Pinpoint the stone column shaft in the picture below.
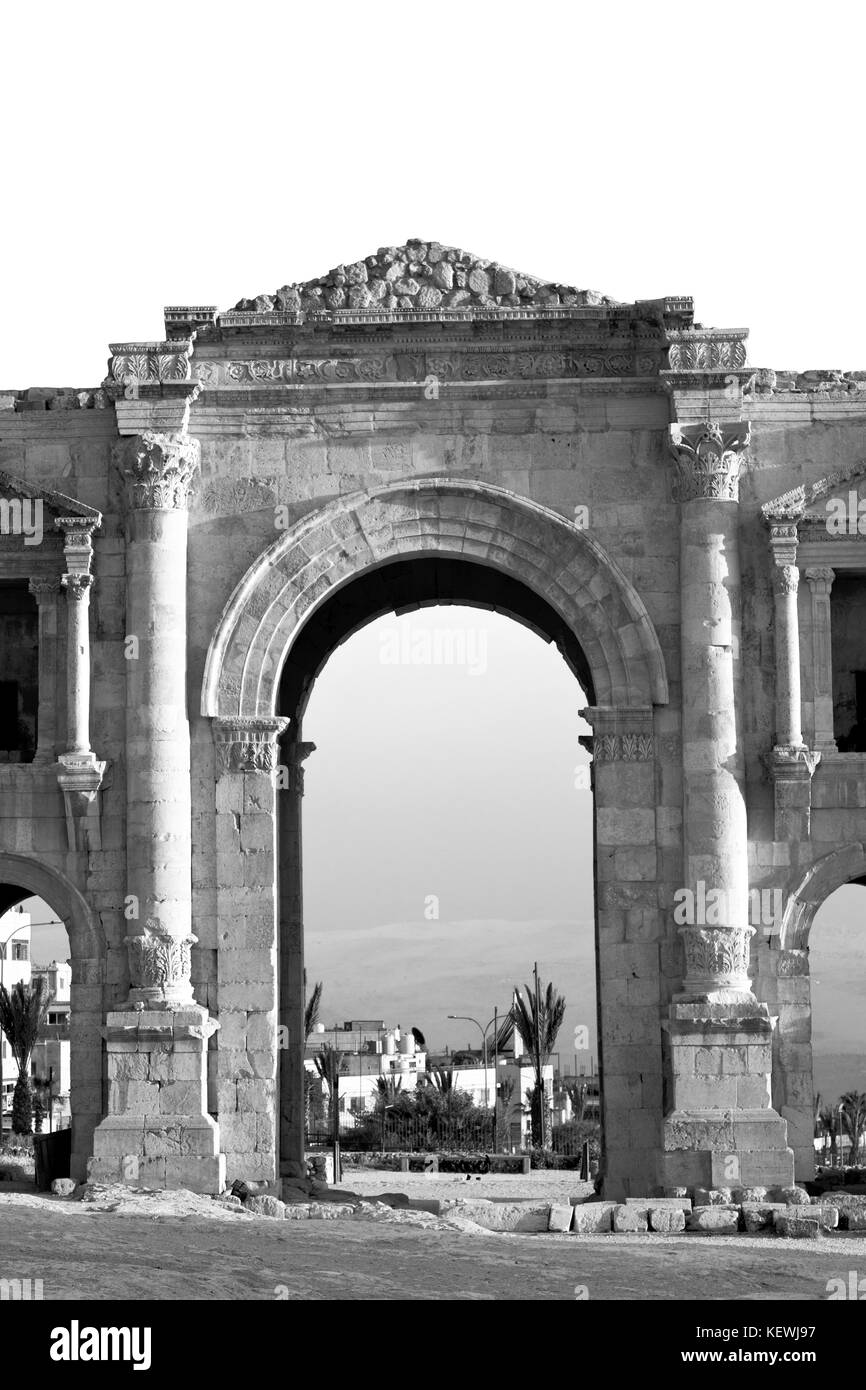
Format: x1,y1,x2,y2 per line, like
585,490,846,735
771,562,804,749
27,578,60,765
806,567,836,751
671,421,752,1001
116,432,200,1005
62,575,93,757
278,740,315,1185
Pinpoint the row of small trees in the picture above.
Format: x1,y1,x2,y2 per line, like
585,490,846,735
816,1091,866,1164
0,977,48,1137
306,975,569,1150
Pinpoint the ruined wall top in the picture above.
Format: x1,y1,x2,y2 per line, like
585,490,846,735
229,239,621,317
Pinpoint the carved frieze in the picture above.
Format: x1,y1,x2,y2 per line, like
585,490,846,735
593,733,655,762
669,421,751,503
114,432,201,510
192,348,661,390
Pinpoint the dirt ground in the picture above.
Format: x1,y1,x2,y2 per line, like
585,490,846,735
0,1184,863,1301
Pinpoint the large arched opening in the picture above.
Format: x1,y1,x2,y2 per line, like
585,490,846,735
0,854,105,1181
203,479,669,1195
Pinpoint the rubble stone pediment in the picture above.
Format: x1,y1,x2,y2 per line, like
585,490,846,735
228,239,622,318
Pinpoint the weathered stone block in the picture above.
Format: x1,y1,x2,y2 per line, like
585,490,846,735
547,1204,574,1233
774,1213,821,1239
686,1206,740,1234
649,1207,685,1233
571,1204,613,1234
613,1205,647,1233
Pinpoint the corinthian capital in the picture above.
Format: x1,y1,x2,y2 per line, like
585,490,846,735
114,431,200,510
669,420,751,503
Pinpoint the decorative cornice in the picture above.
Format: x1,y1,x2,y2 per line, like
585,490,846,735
213,716,289,775
762,465,866,525
665,329,748,372
107,340,193,386
114,432,201,510
669,420,751,502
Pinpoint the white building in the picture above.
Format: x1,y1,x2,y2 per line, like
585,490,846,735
305,1021,428,1122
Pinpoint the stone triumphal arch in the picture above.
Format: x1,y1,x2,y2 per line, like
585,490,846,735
2,240,866,1194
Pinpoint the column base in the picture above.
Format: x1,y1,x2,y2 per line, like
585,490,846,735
661,1002,794,1191
90,1007,224,1195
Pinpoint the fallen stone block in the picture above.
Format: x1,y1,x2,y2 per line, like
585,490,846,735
613,1205,647,1233
51,1178,77,1198
740,1203,786,1233
805,1204,839,1230
686,1206,739,1234
284,1205,311,1220
846,1212,866,1231
548,1204,574,1233
772,1186,811,1206
246,1194,286,1218
732,1187,769,1204
307,1202,356,1219
775,1212,821,1239
649,1207,685,1233
439,1201,550,1233
625,1197,691,1217
571,1205,613,1234
693,1188,732,1207
406,1198,442,1216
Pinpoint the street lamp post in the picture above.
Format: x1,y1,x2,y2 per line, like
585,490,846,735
447,1009,510,1114
0,918,31,1141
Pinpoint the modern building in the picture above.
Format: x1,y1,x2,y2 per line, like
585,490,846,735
305,1021,427,1120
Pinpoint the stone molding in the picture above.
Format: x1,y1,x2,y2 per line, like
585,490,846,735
669,420,751,502
213,716,289,775
114,432,201,510
593,733,654,762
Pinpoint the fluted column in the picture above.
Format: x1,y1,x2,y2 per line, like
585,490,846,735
27,578,60,765
768,523,805,751
115,431,200,1007
805,567,836,752
670,421,753,1002
55,516,101,766
278,738,315,1187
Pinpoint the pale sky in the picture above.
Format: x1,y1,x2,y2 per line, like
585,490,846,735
1,1,865,386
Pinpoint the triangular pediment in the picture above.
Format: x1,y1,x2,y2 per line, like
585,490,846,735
0,470,101,523
762,465,866,523
228,239,620,317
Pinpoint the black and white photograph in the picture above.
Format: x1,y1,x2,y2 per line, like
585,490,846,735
0,0,865,1350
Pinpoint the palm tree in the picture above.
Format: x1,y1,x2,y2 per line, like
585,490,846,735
426,1065,455,1094
373,1076,403,1106
304,980,323,1043
313,1044,342,1142
511,977,566,1148
302,981,323,1140
0,976,48,1135
840,1091,866,1165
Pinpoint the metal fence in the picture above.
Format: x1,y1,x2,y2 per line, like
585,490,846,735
307,1113,594,1155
